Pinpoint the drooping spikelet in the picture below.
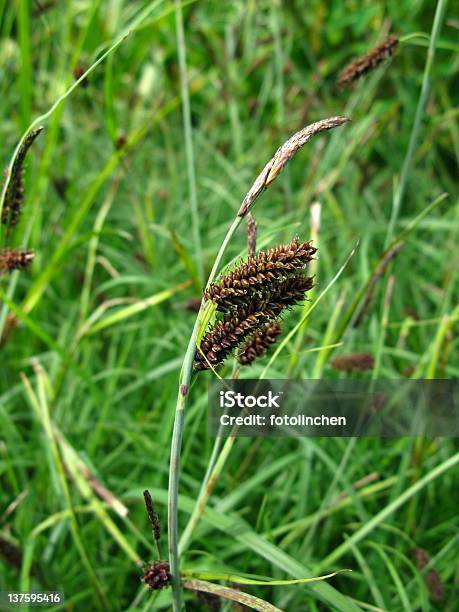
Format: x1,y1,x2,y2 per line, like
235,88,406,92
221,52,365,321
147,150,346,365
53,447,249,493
2,127,43,227
0,248,34,275
205,238,316,312
338,36,399,88
195,275,313,371
331,352,374,372
237,321,282,365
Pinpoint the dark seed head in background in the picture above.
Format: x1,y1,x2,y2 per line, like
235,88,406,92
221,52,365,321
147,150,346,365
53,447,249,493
1,127,43,228
0,249,35,275
331,352,375,372
338,35,399,88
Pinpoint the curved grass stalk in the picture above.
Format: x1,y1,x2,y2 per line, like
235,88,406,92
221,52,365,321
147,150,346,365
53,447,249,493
167,117,349,610
385,0,448,246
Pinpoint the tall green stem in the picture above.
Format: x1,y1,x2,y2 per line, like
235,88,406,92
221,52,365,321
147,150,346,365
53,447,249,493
385,0,447,245
168,217,241,610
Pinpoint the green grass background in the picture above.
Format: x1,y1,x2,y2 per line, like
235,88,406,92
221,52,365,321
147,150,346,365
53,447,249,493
0,0,458,610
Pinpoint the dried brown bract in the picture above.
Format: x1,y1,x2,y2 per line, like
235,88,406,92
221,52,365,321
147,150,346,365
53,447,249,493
205,238,316,312
237,321,282,365
237,116,349,217
2,127,43,227
142,560,170,590
338,36,399,88
0,249,35,275
331,352,374,372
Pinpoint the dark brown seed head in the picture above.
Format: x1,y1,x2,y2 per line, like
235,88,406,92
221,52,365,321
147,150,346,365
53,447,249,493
0,249,34,275
338,35,399,88
237,321,282,365
194,299,273,371
2,127,43,227
331,352,374,372
260,274,314,311
142,560,170,590
195,275,313,371
205,238,316,312
143,490,161,544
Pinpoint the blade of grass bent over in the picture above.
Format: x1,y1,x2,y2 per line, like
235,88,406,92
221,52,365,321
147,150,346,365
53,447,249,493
182,579,283,612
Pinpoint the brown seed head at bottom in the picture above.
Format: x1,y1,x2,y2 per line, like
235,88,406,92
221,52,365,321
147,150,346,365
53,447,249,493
142,560,170,590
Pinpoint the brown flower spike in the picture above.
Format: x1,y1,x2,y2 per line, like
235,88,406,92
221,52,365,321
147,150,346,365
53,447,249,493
143,490,161,544
205,238,316,312
338,36,399,88
237,321,282,365
2,127,43,227
0,249,34,275
195,274,313,371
